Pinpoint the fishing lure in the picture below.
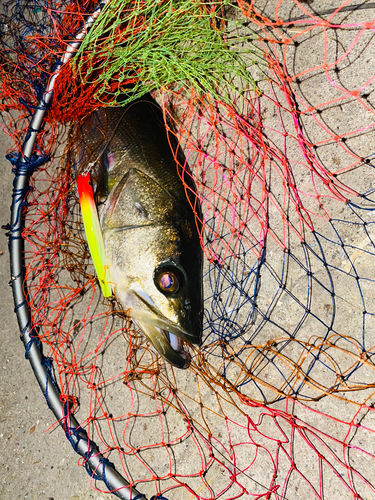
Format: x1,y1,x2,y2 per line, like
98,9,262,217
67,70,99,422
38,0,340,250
77,171,112,297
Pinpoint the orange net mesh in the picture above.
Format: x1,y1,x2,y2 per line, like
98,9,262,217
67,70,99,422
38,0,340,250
2,1,375,498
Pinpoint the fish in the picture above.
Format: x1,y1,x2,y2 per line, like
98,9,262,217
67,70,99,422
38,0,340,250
75,94,203,369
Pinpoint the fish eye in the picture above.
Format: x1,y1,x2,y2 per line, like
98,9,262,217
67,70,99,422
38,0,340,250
154,263,186,295
158,272,179,293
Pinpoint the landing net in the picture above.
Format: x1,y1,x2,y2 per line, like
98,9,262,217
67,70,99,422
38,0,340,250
1,1,375,499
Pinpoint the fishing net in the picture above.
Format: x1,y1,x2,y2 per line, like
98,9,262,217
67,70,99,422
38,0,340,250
2,0,375,498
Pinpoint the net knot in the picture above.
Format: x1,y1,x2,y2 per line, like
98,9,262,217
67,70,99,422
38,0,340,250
6,151,50,176
83,448,97,475
25,331,41,359
64,425,88,454
19,95,50,113
84,449,115,485
60,393,78,413
41,355,60,409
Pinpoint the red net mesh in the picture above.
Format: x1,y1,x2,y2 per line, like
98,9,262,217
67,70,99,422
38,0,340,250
2,1,375,499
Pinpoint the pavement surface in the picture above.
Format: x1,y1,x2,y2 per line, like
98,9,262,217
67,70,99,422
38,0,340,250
1,1,375,500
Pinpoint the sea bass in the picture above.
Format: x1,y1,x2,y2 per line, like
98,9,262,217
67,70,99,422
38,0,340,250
76,95,203,369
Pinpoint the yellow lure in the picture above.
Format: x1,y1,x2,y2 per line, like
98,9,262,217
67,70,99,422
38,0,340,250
77,172,113,297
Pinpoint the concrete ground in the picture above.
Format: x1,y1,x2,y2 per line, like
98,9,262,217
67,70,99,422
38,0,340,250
0,135,95,498
1,1,375,500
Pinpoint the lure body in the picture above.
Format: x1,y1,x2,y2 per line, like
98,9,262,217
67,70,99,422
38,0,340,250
77,172,112,297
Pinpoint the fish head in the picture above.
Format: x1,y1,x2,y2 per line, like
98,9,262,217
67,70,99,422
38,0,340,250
101,168,203,369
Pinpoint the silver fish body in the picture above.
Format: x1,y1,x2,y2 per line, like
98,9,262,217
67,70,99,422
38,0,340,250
77,95,203,368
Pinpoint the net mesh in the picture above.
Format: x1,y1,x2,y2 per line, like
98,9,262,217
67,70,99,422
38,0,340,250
2,0,375,499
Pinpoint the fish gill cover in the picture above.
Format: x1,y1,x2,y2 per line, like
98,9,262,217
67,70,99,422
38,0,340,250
1,0,375,499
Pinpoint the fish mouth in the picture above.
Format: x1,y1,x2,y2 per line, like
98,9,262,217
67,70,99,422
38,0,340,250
133,320,190,369
127,291,200,369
